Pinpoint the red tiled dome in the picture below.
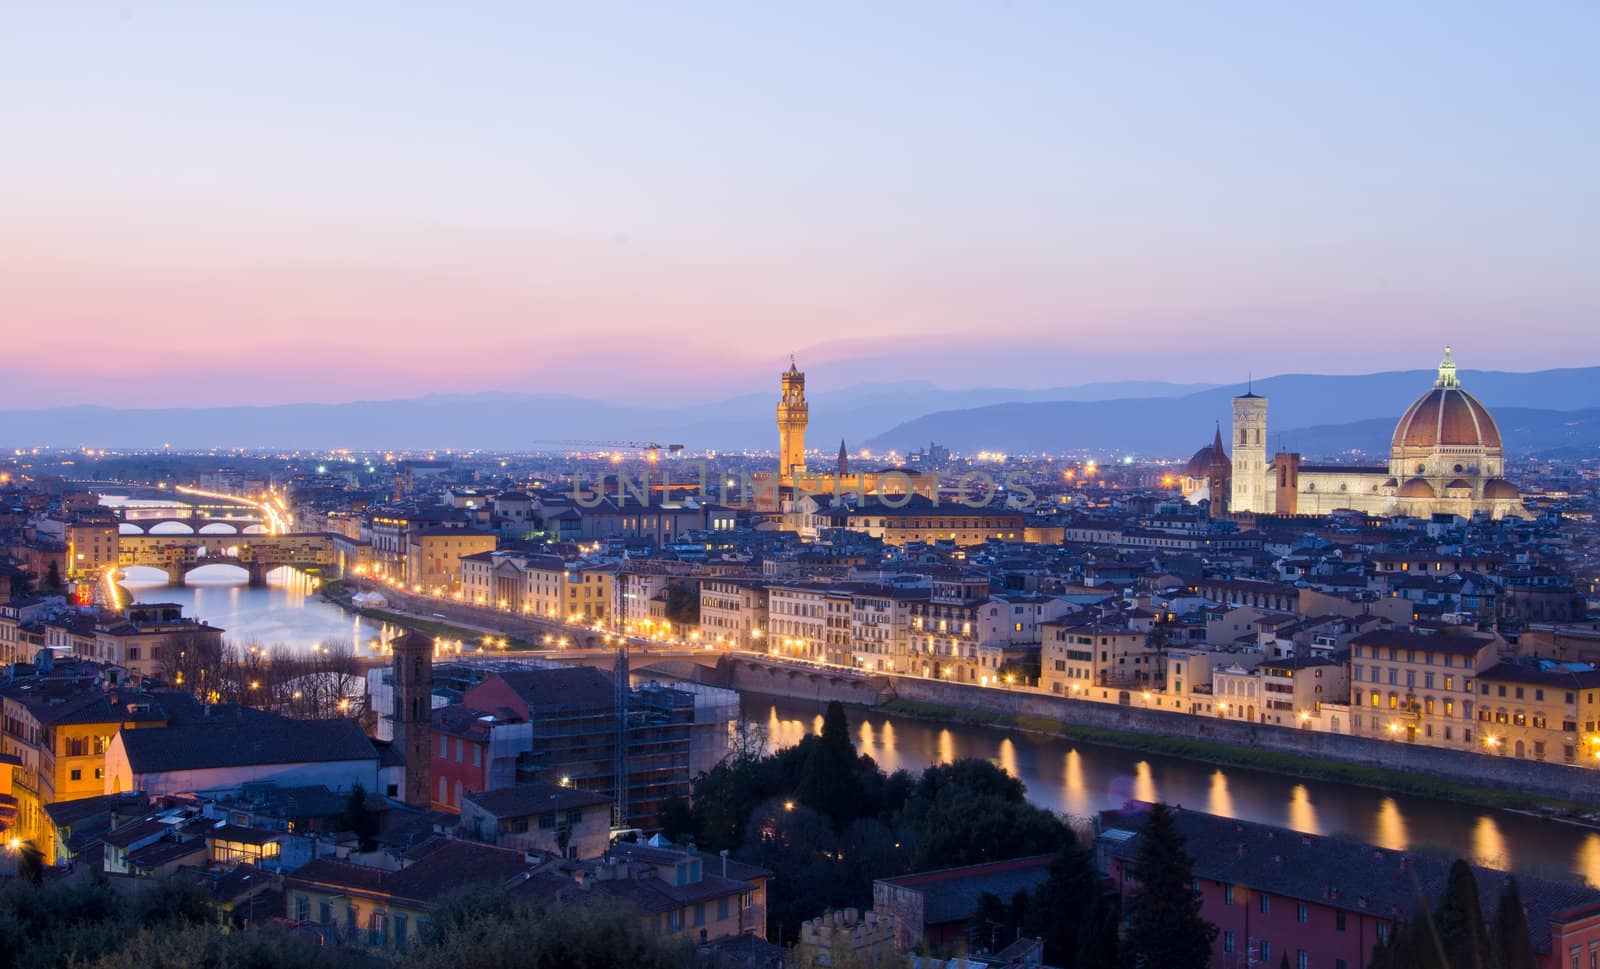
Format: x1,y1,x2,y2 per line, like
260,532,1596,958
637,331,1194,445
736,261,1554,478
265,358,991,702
1391,387,1502,451
1482,478,1520,500
1397,478,1436,499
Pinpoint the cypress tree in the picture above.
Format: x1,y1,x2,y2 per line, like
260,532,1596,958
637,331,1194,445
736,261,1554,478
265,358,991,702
1121,803,1217,969
1428,859,1491,969
1073,890,1120,969
1027,834,1097,967
1489,876,1537,969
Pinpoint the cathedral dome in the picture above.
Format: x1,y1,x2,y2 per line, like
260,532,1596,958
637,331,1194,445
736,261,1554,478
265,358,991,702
1390,347,1502,451
1184,428,1230,478
1482,478,1520,500
1398,477,1436,499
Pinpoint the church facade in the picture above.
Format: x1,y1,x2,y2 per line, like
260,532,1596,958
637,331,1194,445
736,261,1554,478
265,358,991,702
1190,349,1527,520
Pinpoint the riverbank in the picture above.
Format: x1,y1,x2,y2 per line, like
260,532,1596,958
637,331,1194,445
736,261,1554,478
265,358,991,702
876,697,1597,819
319,580,533,649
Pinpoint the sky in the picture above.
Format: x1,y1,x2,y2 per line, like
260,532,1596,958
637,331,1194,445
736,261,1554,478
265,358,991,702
2,2,1597,408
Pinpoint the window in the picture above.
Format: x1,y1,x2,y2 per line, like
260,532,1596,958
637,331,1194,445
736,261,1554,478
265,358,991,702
718,898,730,920
1299,951,1309,969
1223,931,1235,954
539,813,557,829
1224,885,1234,905
1336,910,1346,931
395,914,408,948
295,895,310,921
1260,894,1271,914
94,767,103,780
1261,941,1272,961
1298,902,1308,923
566,808,584,825
694,904,706,927
438,777,448,803
472,746,481,767
320,900,332,925
70,769,82,781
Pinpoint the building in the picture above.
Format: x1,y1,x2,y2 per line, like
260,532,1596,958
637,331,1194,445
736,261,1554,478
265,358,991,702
459,782,612,859
1099,807,1600,969
873,855,1054,948
80,606,225,680
1348,629,1498,748
1222,349,1528,520
287,838,533,949
453,668,695,830
104,718,380,796
405,528,498,595
1473,659,1600,766
777,357,809,486
546,841,772,943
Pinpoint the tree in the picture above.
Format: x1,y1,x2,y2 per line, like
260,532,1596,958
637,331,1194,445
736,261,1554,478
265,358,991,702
1121,803,1217,969
663,581,700,627
1074,890,1120,969
969,892,1009,953
794,701,866,830
43,562,63,594
1423,859,1491,969
340,784,379,853
1490,876,1537,969
1025,835,1098,967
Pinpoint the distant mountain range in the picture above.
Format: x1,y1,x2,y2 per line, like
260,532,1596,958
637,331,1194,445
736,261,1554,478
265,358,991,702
0,379,1215,453
3,367,1598,459
864,366,1600,458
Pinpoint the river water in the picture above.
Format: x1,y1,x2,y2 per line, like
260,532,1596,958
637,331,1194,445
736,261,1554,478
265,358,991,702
752,695,1600,887
120,565,395,658
134,574,1599,886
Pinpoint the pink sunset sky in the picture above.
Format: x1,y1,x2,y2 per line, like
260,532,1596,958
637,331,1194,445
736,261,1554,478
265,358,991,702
2,3,1597,408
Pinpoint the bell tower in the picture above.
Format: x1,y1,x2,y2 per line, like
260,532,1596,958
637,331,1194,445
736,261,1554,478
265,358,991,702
391,630,434,807
1230,389,1270,514
777,357,809,485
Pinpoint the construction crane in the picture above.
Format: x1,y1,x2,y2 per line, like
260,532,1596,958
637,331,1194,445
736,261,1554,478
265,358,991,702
530,439,685,457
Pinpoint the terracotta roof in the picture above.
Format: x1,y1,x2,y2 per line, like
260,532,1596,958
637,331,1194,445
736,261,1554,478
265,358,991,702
1391,387,1503,451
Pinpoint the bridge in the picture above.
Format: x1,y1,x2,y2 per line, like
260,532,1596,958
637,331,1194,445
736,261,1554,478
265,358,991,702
117,532,338,587
117,517,270,535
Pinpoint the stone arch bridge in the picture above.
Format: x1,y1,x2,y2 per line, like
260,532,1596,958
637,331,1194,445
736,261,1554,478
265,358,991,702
117,532,338,586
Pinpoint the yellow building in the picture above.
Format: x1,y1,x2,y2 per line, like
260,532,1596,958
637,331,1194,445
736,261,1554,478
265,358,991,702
0,690,168,863
404,529,498,594
1348,629,1497,749
286,840,535,949
1473,660,1600,766
66,521,120,578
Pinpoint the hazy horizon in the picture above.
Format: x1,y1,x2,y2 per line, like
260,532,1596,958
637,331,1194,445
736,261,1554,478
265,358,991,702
4,3,1597,408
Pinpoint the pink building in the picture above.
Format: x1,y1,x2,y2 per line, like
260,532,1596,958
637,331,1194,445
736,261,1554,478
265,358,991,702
1099,807,1600,969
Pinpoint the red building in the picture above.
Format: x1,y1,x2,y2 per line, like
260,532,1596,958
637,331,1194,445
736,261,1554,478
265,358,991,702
1099,807,1600,969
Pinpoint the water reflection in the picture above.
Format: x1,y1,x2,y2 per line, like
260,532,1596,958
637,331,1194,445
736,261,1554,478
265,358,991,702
752,698,1599,886
1287,784,1321,835
1133,761,1158,804
991,738,1015,779
1473,815,1509,871
1063,751,1090,818
121,567,391,656
1373,798,1410,851
1207,770,1235,818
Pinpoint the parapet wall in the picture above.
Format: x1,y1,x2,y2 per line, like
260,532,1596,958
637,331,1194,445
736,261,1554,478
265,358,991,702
890,676,1600,808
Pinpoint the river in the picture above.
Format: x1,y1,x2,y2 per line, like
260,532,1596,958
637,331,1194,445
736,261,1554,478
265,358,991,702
133,572,1600,887
120,565,395,658
751,695,1600,887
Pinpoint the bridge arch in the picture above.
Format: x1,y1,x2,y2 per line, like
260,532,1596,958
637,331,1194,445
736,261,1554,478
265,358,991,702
146,520,197,535
197,521,240,535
